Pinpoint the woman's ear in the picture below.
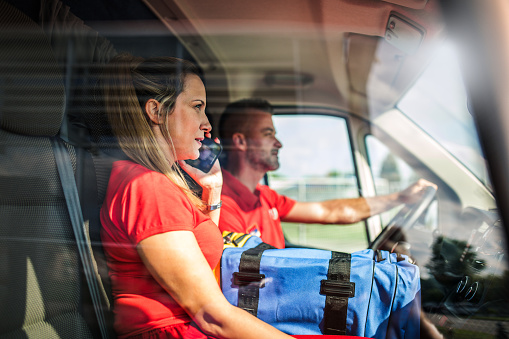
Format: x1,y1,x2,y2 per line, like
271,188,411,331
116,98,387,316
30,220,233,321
145,99,162,125
232,132,247,151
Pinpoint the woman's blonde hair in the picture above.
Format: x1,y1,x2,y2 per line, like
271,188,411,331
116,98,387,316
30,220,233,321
102,53,204,210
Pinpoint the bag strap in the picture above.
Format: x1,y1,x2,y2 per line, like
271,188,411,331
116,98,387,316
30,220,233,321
233,242,275,316
320,252,356,335
51,137,109,339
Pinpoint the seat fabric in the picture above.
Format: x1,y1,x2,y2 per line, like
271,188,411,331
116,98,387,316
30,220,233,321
0,0,94,337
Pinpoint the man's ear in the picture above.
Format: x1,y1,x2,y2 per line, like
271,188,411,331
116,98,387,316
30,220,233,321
144,99,162,125
232,132,248,151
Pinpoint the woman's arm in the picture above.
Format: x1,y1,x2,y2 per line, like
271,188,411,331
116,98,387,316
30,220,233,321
138,231,292,339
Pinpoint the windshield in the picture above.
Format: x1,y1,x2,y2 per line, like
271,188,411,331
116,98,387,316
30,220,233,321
397,42,491,190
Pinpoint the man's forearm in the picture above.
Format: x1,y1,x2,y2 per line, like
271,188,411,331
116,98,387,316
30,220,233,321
283,192,403,225
321,192,402,224
284,179,435,225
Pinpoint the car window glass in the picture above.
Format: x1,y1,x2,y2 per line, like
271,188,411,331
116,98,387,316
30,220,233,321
365,134,438,231
269,114,367,252
397,42,491,190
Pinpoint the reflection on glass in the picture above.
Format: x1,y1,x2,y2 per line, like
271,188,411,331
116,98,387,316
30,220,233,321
421,208,509,337
397,42,491,190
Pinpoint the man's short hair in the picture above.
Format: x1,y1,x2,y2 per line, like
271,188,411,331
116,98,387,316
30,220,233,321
218,98,274,157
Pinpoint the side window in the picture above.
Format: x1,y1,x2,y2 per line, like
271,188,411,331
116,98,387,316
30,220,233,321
269,114,368,252
365,135,438,231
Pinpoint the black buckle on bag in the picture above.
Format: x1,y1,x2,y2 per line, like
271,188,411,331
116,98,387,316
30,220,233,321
233,272,266,288
374,250,385,262
320,280,355,298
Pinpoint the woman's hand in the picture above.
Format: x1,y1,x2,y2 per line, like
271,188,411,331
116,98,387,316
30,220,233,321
179,137,223,192
179,158,223,192
179,136,223,223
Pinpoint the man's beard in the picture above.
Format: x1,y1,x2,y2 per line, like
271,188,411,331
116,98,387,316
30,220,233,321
246,148,280,172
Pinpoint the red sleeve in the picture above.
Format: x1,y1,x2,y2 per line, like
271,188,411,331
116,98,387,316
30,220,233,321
115,170,196,245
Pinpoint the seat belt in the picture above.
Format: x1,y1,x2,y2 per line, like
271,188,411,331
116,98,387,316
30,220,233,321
51,137,109,339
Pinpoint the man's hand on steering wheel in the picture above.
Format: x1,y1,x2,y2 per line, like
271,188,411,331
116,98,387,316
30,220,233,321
369,179,438,252
398,179,438,205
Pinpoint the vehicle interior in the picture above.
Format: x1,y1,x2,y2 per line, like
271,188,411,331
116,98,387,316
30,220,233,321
1,0,509,338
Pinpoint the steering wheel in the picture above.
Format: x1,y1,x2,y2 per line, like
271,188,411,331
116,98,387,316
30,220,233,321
369,186,437,251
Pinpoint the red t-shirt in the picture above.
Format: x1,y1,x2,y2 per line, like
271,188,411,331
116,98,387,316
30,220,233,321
100,160,223,338
219,169,296,249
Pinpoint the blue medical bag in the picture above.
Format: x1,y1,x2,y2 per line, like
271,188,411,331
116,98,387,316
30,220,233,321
220,237,420,338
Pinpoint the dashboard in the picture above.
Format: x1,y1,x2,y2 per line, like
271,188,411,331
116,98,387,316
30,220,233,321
425,207,507,323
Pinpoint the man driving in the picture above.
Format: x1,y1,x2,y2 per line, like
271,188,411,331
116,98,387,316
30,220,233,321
218,98,436,248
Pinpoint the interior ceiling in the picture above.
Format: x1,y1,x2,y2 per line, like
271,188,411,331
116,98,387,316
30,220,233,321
142,0,445,118
25,0,445,119
7,0,445,118
9,0,443,119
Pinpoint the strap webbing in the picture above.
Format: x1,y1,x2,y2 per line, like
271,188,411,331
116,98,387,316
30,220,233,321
321,252,355,335
234,242,275,316
234,244,355,334
51,137,109,339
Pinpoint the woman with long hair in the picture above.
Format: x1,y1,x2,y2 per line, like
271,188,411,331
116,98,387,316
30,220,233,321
100,53,292,339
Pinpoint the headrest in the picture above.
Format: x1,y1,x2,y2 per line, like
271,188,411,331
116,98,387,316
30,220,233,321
0,1,65,136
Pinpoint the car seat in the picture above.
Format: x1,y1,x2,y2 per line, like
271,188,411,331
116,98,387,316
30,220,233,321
0,1,113,337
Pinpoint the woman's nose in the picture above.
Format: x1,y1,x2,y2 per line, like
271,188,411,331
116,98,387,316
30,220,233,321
201,116,212,133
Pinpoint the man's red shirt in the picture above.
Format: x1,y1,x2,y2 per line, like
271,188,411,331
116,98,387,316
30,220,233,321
219,169,296,248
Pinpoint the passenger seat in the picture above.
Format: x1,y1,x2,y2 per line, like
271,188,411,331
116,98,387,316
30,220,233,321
0,1,112,337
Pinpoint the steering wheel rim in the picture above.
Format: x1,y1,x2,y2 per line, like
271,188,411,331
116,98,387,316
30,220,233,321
369,186,437,250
